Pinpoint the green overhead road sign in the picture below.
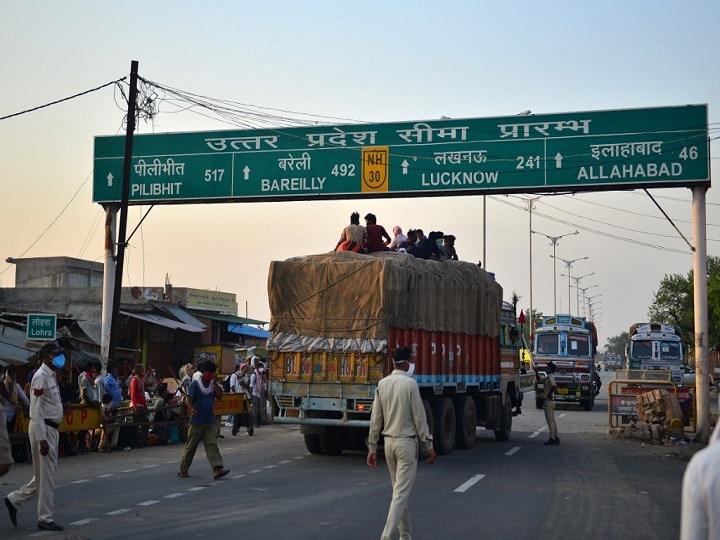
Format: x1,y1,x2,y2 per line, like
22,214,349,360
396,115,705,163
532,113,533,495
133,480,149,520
93,104,709,205
27,313,57,340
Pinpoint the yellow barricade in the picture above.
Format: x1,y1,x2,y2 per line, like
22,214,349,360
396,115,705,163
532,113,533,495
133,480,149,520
16,393,250,433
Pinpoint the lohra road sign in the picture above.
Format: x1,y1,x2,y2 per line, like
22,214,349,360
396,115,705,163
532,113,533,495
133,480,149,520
93,104,709,205
27,313,57,340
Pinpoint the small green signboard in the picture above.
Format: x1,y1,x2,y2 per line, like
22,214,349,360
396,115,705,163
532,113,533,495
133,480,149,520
93,104,709,205
27,313,57,340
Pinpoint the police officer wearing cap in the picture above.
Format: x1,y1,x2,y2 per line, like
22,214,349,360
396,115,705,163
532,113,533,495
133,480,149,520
542,361,560,446
5,341,70,531
367,346,436,540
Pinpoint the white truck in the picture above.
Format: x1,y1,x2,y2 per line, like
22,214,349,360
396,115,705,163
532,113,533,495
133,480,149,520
625,322,684,387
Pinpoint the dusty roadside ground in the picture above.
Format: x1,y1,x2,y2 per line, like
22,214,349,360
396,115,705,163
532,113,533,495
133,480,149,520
600,416,719,463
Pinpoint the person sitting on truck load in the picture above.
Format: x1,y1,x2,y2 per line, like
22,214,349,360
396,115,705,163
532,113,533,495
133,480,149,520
387,225,407,251
412,230,445,261
542,361,560,446
335,211,367,253
398,229,417,254
364,213,391,253
442,234,458,260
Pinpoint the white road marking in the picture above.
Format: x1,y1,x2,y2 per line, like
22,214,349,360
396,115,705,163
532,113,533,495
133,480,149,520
279,460,291,464
71,479,91,484
264,464,277,469
188,486,206,491
454,474,486,493
107,509,130,516
232,474,247,479
97,473,115,478
142,464,159,469
164,493,185,498
505,446,521,456
70,518,97,525
138,500,159,506
120,468,138,473
250,469,263,473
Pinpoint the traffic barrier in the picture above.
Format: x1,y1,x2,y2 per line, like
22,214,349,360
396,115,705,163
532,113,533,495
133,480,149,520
608,369,694,431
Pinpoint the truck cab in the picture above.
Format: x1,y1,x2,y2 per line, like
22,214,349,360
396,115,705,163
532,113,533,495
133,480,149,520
626,323,684,386
533,314,598,411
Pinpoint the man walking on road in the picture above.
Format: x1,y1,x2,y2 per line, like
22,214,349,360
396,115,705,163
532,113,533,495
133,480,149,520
543,361,560,445
367,346,437,540
4,341,70,532
177,359,229,480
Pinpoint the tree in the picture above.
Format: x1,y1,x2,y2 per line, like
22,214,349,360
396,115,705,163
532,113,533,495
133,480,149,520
648,255,720,358
604,332,629,358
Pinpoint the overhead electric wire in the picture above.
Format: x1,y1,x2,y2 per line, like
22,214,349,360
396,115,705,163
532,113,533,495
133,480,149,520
0,78,126,121
561,193,720,226
540,197,719,242
496,195,693,255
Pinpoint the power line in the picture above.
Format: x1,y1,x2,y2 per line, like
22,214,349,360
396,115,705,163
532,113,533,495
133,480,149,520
0,78,126,121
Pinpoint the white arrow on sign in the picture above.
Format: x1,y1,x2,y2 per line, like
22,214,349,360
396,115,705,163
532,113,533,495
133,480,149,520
243,165,251,180
107,173,114,187
401,159,409,175
554,153,563,168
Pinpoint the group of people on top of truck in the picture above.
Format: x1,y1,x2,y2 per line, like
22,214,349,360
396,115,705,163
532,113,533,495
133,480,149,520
334,211,459,261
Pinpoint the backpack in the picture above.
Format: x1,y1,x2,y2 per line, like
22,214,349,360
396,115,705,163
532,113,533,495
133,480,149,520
221,376,232,393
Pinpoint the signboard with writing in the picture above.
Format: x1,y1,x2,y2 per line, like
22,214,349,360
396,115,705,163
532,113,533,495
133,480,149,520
26,313,57,340
93,104,709,205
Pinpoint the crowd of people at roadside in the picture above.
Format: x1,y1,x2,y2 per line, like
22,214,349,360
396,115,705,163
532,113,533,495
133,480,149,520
0,353,269,462
334,212,459,261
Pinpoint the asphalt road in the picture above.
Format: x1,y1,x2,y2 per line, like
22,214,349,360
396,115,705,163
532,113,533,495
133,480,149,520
0,371,696,539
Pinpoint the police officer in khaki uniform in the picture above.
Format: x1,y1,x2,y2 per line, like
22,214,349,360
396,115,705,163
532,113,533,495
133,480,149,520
543,361,560,445
367,346,437,540
4,341,69,531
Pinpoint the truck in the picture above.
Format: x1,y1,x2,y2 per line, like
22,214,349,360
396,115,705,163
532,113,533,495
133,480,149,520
625,322,684,387
267,251,523,456
532,314,599,411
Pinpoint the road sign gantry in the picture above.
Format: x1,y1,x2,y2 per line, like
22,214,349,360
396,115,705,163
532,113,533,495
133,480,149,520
93,104,709,205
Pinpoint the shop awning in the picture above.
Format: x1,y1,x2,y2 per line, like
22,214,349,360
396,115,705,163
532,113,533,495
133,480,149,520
0,330,43,367
120,311,206,333
228,324,270,339
188,311,267,327
155,305,207,330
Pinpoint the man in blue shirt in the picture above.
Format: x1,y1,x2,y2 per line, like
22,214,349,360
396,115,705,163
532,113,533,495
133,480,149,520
177,360,229,480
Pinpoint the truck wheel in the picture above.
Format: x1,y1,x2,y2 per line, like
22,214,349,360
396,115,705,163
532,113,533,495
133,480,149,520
319,428,345,455
432,397,456,455
346,428,369,451
454,395,477,450
304,434,324,455
582,398,594,411
494,399,512,442
536,397,544,409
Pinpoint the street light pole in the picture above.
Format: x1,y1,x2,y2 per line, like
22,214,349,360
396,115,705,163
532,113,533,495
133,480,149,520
578,285,598,317
533,229,579,313
551,256,588,315
570,273,594,316
521,197,541,326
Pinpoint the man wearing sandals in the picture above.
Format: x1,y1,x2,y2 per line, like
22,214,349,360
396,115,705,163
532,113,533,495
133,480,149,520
177,359,229,480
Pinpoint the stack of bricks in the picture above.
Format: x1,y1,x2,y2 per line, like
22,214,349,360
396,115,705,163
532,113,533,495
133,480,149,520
635,388,684,425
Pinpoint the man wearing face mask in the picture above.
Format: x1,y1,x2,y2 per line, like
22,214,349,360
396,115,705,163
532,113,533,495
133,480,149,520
367,346,436,540
4,341,70,532
177,359,229,480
